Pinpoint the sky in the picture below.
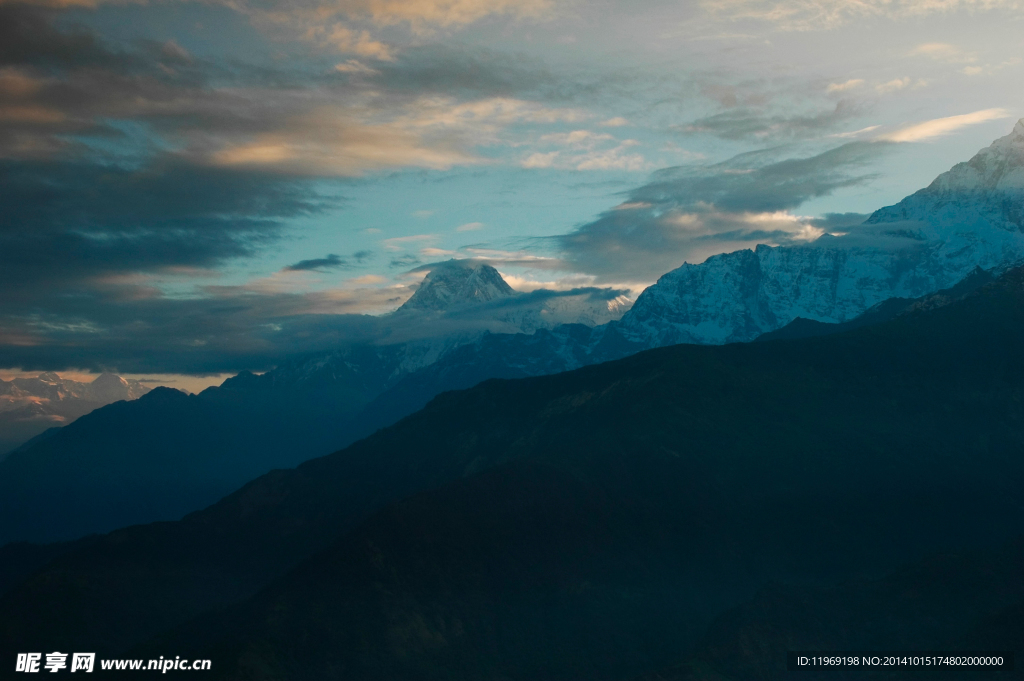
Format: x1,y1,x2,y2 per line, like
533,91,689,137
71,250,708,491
1,0,1023,387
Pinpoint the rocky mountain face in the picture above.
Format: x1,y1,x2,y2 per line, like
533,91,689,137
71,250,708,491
615,119,1024,346
0,372,150,456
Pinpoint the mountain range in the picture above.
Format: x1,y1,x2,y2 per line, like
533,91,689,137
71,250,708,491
0,372,150,456
3,121,1024,551
3,258,1024,679
615,117,1024,346
0,262,628,545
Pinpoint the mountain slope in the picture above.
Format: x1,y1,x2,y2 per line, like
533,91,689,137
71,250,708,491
4,265,1024,671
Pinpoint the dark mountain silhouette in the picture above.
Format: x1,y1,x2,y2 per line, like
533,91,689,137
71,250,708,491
3,265,1024,678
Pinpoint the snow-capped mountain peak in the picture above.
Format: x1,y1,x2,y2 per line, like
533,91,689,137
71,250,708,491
398,260,515,312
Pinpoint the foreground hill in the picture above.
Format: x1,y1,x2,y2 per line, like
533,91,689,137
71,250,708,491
3,265,1024,678
637,540,1024,680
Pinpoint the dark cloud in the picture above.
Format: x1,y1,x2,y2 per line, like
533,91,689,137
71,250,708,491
0,155,334,372
282,250,374,271
637,140,885,213
806,212,871,231
284,254,349,271
680,100,861,141
0,4,131,70
0,157,329,288
0,296,387,375
389,254,422,268
556,141,892,282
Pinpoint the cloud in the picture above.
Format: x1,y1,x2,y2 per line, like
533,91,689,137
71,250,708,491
804,212,871,231
209,105,485,176
296,22,395,59
334,59,380,74
232,0,556,71
680,100,860,141
909,43,977,63
210,95,589,176
389,254,422,268
703,0,1022,30
875,77,911,94
880,108,1010,142
555,141,891,282
826,79,863,93
830,125,880,139
0,0,555,26
364,44,565,100
0,7,587,179
521,131,650,171
284,254,350,271
382,234,438,251
0,157,326,279
455,222,484,231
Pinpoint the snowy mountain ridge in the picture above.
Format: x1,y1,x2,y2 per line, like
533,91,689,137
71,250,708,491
614,118,1024,346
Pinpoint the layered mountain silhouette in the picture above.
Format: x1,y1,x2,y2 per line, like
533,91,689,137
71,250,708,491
4,122,1024,551
0,264,628,546
3,263,1024,679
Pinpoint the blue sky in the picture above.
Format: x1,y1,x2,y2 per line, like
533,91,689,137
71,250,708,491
1,0,1022,387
